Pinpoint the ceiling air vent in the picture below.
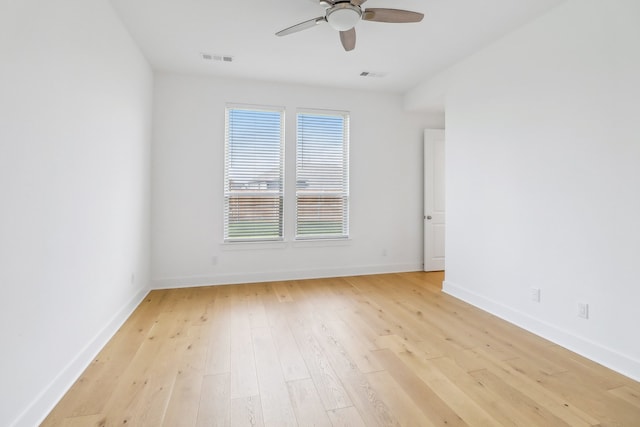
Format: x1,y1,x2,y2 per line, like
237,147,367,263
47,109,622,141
201,53,234,62
360,71,387,78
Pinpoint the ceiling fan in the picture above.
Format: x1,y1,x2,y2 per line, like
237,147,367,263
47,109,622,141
275,0,424,52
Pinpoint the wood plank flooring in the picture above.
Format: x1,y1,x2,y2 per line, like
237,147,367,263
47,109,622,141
42,272,640,426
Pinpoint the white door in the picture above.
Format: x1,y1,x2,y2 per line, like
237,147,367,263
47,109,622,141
424,129,445,271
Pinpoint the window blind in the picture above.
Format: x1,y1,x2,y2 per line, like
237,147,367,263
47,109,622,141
224,106,284,241
296,110,349,239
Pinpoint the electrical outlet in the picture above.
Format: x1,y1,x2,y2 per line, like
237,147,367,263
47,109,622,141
578,302,589,319
530,288,541,302
211,256,218,266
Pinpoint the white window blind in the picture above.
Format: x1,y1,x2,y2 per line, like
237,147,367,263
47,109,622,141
224,106,284,241
296,110,349,239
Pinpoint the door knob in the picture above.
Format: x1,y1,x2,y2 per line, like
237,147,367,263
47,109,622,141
426,215,432,220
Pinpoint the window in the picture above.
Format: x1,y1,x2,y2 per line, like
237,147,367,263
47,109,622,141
224,105,284,241
296,110,349,239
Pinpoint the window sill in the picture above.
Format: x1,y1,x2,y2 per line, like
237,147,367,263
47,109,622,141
219,238,352,250
292,238,351,248
221,240,288,251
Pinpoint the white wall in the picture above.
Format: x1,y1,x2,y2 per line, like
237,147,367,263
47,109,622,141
408,0,640,379
0,1,153,425
152,73,441,288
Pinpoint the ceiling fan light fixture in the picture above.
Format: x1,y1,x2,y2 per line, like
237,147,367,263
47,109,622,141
326,4,361,31
275,1,423,52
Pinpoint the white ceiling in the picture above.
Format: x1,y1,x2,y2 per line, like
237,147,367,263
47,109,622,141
109,0,565,94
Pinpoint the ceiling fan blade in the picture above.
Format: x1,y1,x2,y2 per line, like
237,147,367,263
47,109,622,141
276,16,325,36
362,8,424,23
351,0,367,5
339,28,356,51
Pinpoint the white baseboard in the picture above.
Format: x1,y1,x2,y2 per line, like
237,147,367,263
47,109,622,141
11,286,150,427
443,280,640,382
151,263,423,289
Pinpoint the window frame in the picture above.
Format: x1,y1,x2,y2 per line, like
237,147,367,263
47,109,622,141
223,104,285,243
295,108,350,241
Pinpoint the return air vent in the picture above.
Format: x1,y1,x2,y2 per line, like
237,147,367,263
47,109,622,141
201,53,234,62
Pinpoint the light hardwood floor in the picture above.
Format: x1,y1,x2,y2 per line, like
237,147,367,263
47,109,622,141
43,272,640,426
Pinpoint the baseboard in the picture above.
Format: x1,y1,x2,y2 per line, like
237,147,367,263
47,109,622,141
151,263,423,289
11,286,150,427
443,280,640,382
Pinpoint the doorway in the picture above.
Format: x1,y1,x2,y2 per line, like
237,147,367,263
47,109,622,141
424,129,445,271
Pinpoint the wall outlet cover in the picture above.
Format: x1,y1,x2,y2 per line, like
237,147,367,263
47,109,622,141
578,302,589,319
530,288,541,302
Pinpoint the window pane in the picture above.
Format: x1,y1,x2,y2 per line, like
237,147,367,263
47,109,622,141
224,106,284,241
296,111,349,239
